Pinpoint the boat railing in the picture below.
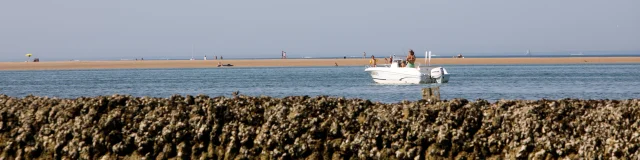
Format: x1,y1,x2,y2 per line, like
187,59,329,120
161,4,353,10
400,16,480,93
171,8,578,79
365,64,392,68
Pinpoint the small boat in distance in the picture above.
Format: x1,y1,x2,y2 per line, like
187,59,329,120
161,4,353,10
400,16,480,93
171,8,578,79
570,52,584,56
364,51,450,84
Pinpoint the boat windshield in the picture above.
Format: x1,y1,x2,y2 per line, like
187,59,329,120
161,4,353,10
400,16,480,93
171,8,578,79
393,55,407,60
392,59,404,67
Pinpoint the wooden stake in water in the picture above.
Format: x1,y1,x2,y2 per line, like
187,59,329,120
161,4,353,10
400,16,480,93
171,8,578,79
422,86,441,102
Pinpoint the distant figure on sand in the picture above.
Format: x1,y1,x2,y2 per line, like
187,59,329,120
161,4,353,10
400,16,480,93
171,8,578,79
369,55,378,67
335,62,338,66
217,62,233,67
363,52,366,59
221,56,223,60
204,55,207,60
215,56,218,60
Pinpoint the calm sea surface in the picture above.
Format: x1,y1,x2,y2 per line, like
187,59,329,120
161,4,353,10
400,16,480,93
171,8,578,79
1,64,639,103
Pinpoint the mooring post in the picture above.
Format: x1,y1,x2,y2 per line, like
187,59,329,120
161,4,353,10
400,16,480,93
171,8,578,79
422,86,441,102
422,88,431,100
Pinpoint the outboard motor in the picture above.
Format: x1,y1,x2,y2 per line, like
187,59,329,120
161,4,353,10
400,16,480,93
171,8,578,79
430,67,443,79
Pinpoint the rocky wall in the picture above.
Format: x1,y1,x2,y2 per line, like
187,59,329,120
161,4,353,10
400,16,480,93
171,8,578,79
0,94,639,159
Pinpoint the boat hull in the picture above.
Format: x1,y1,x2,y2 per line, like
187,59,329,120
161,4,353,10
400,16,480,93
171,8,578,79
364,67,449,84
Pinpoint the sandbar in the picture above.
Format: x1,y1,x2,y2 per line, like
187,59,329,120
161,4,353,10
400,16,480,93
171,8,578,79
1,57,640,71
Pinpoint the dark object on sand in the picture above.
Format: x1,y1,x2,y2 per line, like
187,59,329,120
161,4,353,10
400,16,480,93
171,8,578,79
32,58,40,62
218,64,233,67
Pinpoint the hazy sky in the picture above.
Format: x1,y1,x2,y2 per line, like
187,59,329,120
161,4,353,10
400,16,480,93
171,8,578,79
1,0,638,60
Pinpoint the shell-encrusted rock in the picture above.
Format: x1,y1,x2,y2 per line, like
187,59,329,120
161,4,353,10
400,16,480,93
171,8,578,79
0,95,639,159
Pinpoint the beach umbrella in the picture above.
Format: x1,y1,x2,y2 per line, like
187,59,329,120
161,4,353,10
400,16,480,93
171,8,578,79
25,53,32,62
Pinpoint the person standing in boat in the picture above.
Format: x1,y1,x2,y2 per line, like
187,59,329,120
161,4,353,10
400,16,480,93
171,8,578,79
369,55,378,67
406,49,416,68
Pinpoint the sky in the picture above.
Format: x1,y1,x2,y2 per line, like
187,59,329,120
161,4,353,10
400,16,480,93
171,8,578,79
1,0,638,61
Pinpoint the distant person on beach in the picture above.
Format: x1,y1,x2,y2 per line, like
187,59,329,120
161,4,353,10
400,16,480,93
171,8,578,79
221,56,223,60
363,52,366,59
141,58,144,61
335,62,338,66
215,56,218,60
344,56,346,59
406,50,416,68
369,55,378,67
204,55,207,60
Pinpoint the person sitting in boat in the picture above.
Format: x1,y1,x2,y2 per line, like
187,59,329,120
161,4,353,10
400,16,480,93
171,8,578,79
401,60,407,67
369,55,378,67
406,49,416,68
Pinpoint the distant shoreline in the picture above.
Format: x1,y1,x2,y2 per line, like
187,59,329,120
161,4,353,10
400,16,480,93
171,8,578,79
4,53,640,62
1,57,640,71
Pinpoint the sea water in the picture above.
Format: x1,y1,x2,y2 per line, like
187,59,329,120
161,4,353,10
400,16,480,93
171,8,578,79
1,64,639,103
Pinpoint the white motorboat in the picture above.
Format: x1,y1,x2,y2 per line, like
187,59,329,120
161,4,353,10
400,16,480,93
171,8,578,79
364,51,449,84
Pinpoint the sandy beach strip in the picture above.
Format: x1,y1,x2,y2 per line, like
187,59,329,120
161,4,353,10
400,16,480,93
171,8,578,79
1,57,640,71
